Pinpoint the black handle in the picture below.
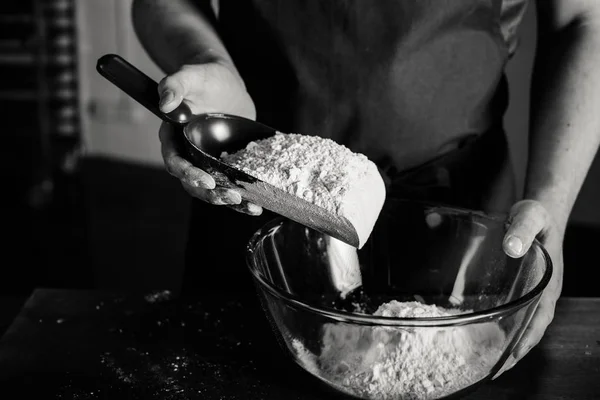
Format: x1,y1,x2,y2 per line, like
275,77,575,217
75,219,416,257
96,54,193,125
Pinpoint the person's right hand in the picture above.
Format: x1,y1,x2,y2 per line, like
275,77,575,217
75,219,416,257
157,60,262,216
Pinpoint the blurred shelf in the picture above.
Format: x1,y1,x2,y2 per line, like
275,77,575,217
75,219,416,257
0,3,35,15
45,17,74,29
0,90,42,101
0,39,31,50
0,53,36,65
0,25,37,41
0,15,35,24
0,0,82,214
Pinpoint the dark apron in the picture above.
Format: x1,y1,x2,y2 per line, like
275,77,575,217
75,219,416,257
182,0,519,295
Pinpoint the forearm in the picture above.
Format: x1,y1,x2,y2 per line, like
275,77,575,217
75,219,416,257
131,0,234,74
525,19,600,232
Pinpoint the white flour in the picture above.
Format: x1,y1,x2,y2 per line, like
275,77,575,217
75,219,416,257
293,301,505,400
221,132,388,292
221,132,375,215
221,131,386,249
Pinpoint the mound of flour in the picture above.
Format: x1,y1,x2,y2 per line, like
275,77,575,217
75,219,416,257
293,301,505,400
221,132,378,215
220,132,386,249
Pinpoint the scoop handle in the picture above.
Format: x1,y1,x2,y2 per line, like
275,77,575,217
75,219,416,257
96,54,193,125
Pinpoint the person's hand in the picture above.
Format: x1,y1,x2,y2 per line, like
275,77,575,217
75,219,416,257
158,60,262,216
495,199,564,377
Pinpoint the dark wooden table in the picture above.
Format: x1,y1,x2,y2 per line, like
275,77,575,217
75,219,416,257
0,289,598,400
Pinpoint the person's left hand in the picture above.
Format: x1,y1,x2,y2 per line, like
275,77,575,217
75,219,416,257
494,199,564,378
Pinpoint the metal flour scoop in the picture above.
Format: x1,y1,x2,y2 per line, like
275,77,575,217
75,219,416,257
96,54,374,248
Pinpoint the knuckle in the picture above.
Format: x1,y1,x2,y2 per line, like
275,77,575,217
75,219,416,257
529,200,545,213
181,64,206,90
510,199,535,219
522,342,537,357
206,190,226,205
520,199,538,209
509,201,524,217
157,77,167,91
164,161,176,176
528,202,548,222
511,218,535,236
165,157,183,178
162,75,179,90
158,122,172,142
176,69,195,89
181,167,198,184
181,182,211,201
158,76,178,94
542,309,555,327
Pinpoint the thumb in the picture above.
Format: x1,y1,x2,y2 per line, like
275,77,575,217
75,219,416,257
157,68,197,113
503,200,549,258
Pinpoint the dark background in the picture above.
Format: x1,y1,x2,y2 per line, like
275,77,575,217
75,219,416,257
1,0,599,315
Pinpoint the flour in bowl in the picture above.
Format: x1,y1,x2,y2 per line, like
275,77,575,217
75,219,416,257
293,300,505,400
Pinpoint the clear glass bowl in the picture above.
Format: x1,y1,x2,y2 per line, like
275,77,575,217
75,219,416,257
246,199,553,400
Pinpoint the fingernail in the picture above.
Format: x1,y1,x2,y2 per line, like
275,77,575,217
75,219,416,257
222,189,242,205
211,188,241,205
425,212,442,228
159,90,175,109
194,178,215,190
505,235,523,256
246,203,262,216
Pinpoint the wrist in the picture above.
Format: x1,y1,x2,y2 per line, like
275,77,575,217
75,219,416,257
522,187,570,236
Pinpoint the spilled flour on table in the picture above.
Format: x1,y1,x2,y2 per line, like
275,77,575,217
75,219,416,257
144,290,172,303
293,301,506,400
84,297,268,400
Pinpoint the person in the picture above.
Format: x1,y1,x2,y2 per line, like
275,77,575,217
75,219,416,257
131,0,600,376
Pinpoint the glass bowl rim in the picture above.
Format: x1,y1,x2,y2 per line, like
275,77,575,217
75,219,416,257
245,201,553,327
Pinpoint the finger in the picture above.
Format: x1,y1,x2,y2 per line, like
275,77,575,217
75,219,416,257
227,201,263,216
493,354,517,379
209,188,242,205
493,325,539,379
181,182,242,205
157,66,203,113
493,296,555,381
513,295,556,360
494,305,544,379
503,201,549,258
159,123,216,189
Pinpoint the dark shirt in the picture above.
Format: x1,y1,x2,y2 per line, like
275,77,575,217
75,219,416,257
182,0,529,293
211,0,529,172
